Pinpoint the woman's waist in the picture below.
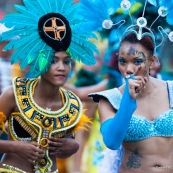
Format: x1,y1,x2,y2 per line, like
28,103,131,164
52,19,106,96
119,165,173,173
1,153,58,173
120,150,173,173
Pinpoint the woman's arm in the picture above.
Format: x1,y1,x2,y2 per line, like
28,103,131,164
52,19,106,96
64,79,108,101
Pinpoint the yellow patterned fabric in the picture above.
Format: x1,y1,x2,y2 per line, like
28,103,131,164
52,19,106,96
0,112,7,135
8,77,84,173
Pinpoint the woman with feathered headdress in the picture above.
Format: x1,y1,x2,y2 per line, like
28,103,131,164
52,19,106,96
0,0,99,172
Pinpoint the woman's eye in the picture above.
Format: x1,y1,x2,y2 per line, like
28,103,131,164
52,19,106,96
51,59,57,64
134,59,144,65
118,58,126,65
64,59,71,65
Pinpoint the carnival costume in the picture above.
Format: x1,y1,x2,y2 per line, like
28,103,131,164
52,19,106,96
85,0,173,172
0,0,103,172
89,80,173,172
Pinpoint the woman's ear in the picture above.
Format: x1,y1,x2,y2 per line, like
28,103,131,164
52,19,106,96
149,55,157,68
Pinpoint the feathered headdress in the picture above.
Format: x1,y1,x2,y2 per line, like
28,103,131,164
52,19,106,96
78,0,173,53
0,0,98,77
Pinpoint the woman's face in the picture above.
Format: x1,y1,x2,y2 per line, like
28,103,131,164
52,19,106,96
42,51,71,86
118,42,154,78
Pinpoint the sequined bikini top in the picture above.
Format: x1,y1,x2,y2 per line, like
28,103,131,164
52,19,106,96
9,77,83,173
89,81,173,142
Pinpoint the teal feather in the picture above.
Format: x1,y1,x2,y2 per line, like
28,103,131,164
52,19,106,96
30,44,47,72
69,42,96,65
3,14,37,24
158,0,173,26
72,33,98,54
37,0,48,14
60,0,73,14
166,12,173,25
65,4,79,19
10,37,43,65
14,5,38,19
10,37,40,63
29,44,53,77
23,0,44,18
148,0,157,6
45,0,52,12
39,49,53,75
76,0,110,33
36,0,52,13
4,32,39,50
20,39,44,69
1,20,36,29
52,0,58,13
1,28,33,41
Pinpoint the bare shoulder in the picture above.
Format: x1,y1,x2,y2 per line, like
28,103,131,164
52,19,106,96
0,86,16,118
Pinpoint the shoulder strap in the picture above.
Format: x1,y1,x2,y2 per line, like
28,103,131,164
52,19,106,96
166,81,173,109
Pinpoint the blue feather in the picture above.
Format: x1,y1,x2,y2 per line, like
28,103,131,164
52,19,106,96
72,33,98,54
76,0,110,32
69,42,96,65
1,28,33,41
158,0,173,25
11,37,44,66
29,44,53,77
107,0,122,15
4,32,39,50
64,3,79,19
1,20,36,29
166,12,173,25
20,39,44,69
60,0,73,14
147,0,157,6
3,14,37,24
51,0,58,13
37,0,52,13
36,0,48,14
14,5,39,19
23,0,44,18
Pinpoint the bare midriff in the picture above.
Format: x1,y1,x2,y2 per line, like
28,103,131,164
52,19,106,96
118,137,173,173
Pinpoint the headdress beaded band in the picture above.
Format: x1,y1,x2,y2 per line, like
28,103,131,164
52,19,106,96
0,0,100,78
78,0,173,54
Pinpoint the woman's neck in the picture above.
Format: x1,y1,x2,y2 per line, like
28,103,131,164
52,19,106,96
34,78,61,101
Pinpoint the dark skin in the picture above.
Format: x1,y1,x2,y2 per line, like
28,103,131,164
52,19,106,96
98,42,173,173
0,51,79,172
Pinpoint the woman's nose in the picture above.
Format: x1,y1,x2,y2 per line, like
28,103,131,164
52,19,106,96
126,63,135,74
56,62,65,70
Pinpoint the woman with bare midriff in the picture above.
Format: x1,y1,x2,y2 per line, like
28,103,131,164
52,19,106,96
89,28,173,173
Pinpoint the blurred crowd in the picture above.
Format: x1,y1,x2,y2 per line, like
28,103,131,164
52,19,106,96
0,0,173,173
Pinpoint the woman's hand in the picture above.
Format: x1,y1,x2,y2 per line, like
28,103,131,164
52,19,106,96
48,137,79,158
13,141,44,164
126,67,148,99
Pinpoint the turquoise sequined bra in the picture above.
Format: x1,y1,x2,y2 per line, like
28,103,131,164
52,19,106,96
89,81,173,141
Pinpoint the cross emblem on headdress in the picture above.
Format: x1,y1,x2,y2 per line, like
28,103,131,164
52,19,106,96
44,18,66,41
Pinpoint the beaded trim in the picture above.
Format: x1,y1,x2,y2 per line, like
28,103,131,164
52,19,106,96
0,164,59,173
11,77,82,172
0,164,28,173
